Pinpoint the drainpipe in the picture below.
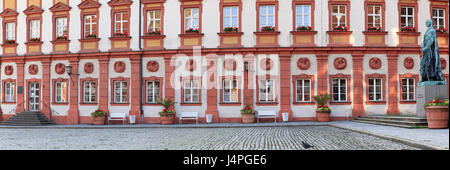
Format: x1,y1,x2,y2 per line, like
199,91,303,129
139,0,144,124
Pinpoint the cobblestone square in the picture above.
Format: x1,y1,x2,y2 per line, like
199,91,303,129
0,126,419,150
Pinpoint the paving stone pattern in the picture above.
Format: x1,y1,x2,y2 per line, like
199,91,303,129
0,126,418,150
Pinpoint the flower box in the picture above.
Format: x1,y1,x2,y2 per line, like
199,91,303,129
367,26,382,32
241,104,256,123
332,25,348,31
296,26,312,31
4,40,16,44
223,27,239,33
261,26,275,32
56,35,68,40
185,28,200,34
30,37,41,42
401,26,416,32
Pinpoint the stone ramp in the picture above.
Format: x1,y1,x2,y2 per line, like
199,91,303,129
0,111,55,126
353,115,427,128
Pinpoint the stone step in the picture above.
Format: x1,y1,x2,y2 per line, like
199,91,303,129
0,111,54,126
351,120,417,128
362,115,427,122
353,117,427,127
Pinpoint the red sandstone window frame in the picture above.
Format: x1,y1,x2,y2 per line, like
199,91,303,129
292,0,315,31
2,79,16,104
80,78,98,105
292,74,315,105
110,77,130,105
328,0,351,31
108,0,132,37
256,0,279,31
180,0,203,34
398,0,418,30
429,0,449,30
219,76,242,106
399,73,419,104
329,74,351,105
50,2,70,41
364,0,386,31
219,0,242,32
256,75,278,106
143,1,165,34
180,75,202,106
24,6,43,43
365,73,387,104
78,0,100,39
52,78,69,105
142,76,164,105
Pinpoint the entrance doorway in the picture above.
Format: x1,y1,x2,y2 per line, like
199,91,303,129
29,82,40,112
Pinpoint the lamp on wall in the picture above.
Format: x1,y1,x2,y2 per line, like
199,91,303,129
244,62,249,72
65,65,73,75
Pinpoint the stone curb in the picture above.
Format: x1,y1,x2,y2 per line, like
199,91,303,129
329,124,448,150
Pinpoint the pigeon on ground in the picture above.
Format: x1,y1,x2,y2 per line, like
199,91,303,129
301,141,314,149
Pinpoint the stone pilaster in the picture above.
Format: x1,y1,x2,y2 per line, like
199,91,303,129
352,53,365,117
279,53,292,121
129,54,142,123
67,57,79,124
243,54,255,108
387,53,400,115
98,56,110,120
41,58,51,119
316,53,328,95
15,58,25,113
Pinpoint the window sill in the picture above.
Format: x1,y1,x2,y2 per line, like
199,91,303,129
400,101,416,104
293,102,315,105
219,102,242,106
256,102,278,106
52,102,69,105
110,103,130,106
365,101,387,105
143,103,161,106
329,102,352,105
2,101,16,104
180,103,202,106
109,36,131,40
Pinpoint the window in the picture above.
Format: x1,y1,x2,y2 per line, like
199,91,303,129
84,15,97,37
183,79,200,103
331,5,347,27
223,6,239,29
184,8,199,30
295,5,311,28
223,79,238,103
259,79,275,102
332,78,347,102
29,20,40,39
368,78,382,101
367,5,382,28
400,7,414,27
55,81,68,103
4,82,15,102
55,17,67,37
147,10,161,32
114,81,128,103
146,80,160,104
83,81,96,103
114,12,129,34
295,79,311,102
432,8,445,29
5,22,15,41
401,78,415,101
259,5,275,30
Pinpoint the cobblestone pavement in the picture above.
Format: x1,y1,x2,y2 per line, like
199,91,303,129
0,126,418,150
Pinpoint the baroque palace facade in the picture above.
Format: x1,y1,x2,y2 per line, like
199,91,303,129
0,0,448,124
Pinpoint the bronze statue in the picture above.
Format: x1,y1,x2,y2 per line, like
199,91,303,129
419,19,445,84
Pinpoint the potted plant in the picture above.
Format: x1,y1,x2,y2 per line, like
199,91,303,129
240,104,256,123
332,25,348,31
91,108,107,125
436,28,447,33
185,28,200,34
86,34,97,39
223,27,239,33
296,25,312,31
261,26,275,32
401,26,416,32
157,98,176,125
314,93,331,122
367,26,381,32
424,98,449,129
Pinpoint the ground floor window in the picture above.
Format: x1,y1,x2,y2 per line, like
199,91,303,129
223,79,239,103
368,78,382,101
401,78,415,101
259,79,275,103
114,81,128,103
4,82,15,102
332,78,347,102
295,79,311,102
83,81,96,103
146,80,160,104
55,81,68,103
183,79,200,103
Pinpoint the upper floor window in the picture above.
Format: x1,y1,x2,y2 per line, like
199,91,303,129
146,80,161,104
295,79,311,102
29,20,40,39
114,12,129,34
400,7,414,27
183,79,200,103
367,5,382,28
84,15,97,37
5,22,15,41
55,81,68,103
295,5,311,28
4,82,15,102
332,78,347,102
223,79,238,103
223,6,239,29
83,81,96,103
259,79,275,103
146,10,161,33
184,8,199,31
331,5,347,27
259,5,275,30
55,17,68,37
368,78,382,101
401,78,415,101
114,81,128,103
432,8,445,29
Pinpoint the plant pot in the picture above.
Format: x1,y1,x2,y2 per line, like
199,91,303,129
425,106,449,129
92,116,105,125
241,114,255,123
160,115,175,125
316,110,331,122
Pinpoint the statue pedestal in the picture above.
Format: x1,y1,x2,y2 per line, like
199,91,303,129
416,83,448,118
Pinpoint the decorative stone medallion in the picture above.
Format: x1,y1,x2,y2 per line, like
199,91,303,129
260,58,273,71
297,58,311,70
114,61,126,73
334,57,347,70
404,57,414,70
4,65,14,75
29,64,39,75
84,62,94,74
441,58,447,70
55,63,66,75
369,57,382,70
146,60,159,72
224,59,237,71
186,59,196,71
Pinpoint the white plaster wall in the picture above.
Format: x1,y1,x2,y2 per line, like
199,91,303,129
78,59,100,117
327,54,353,117
142,57,165,118
69,0,82,53
99,0,112,52
385,0,400,46
163,0,181,49
202,0,220,48
291,54,317,118
279,0,292,47
315,0,327,46
363,54,388,115
349,0,364,46
241,0,257,47
16,1,26,55
0,62,17,115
